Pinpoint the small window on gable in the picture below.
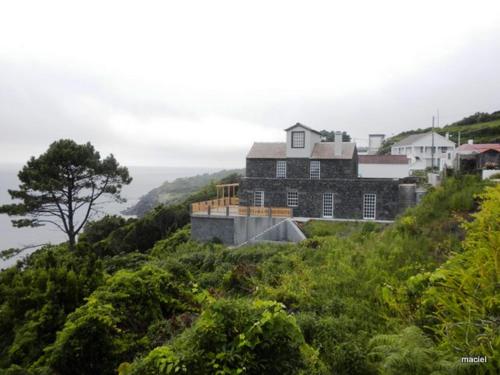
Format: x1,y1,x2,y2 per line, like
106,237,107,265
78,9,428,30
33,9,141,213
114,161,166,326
276,160,287,178
291,131,305,148
310,160,320,179
287,191,298,207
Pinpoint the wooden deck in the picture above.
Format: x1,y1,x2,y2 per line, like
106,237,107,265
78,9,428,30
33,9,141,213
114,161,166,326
191,183,292,218
191,200,292,218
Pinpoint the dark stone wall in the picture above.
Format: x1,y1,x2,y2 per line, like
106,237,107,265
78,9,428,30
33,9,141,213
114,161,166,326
246,157,358,179
246,159,277,178
239,177,401,220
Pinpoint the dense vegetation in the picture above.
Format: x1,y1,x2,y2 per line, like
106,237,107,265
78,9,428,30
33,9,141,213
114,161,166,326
0,175,498,374
378,110,500,154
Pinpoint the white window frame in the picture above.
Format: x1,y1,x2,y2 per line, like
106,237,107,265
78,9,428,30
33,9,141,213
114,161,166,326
287,191,298,207
291,131,305,148
310,160,321,179
323,193,334,218
276,160,287,178
363,194,376,220
254,191,264,207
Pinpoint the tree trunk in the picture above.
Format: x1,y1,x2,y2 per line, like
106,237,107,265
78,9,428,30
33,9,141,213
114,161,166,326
68,232,76,251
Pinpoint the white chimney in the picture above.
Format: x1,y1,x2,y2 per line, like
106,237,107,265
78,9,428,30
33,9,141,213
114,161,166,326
445,132,449,140
334,131,342,156
468,139,474,145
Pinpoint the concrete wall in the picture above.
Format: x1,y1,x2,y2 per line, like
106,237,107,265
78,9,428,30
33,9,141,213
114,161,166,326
191,215,305,246
482,169,500,179
239,177,401,220
191,216,234,244
233,216,287,245
398,184,416,213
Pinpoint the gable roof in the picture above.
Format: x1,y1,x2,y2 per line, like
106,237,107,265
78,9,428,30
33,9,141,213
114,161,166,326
456,143,500,154
246,142,356,159
359,155,409,164
393,132,454,147
247,142,287,158
284,122,322,135
311,142,356,159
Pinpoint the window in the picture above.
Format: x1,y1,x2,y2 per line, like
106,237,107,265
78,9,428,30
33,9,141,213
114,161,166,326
440,147,447,153
419,146,424,153
323,193,333,218
363,194,376,219
276,160,287,178
254,191,264,207
291,131,305,148
310,160,320,179
287,191,298,207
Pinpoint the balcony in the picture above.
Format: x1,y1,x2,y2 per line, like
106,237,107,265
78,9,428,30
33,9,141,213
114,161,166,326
190,183,292,218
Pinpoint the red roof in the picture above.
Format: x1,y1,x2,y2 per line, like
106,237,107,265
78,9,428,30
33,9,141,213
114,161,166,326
358,155,409,164
456,143,500,154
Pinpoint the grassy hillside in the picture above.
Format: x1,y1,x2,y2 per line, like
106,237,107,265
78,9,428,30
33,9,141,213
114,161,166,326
1,175,498,374
378,110,500,154
123,169,244,216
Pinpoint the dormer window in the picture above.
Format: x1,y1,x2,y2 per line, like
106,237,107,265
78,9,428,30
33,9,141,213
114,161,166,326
291,131,305,148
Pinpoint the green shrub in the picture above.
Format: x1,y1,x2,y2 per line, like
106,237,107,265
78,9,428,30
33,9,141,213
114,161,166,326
127,299,325,375
39,265,199,375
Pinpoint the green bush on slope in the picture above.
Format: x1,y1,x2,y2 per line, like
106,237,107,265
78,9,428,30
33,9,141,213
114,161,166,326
125,299,325,375
38,265,199,375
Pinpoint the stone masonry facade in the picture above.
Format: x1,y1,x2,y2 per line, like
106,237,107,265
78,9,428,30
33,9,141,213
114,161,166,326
240,147,412,220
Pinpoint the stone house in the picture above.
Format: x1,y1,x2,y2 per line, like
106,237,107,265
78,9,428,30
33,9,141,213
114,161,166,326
238,123,410,221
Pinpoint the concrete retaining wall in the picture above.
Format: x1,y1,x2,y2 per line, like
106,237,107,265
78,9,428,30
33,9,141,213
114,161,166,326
191,216,234,244
191,215,306,246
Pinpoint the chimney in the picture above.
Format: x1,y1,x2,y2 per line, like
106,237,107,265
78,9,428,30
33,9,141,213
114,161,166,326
334,131,342,156
445,132,449,140
468,139,474,145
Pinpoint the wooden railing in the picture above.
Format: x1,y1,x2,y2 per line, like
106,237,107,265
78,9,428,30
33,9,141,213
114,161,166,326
191,199,292,218
191,197,239,213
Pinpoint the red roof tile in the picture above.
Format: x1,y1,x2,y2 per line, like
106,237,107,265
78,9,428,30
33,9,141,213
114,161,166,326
359,155,409,164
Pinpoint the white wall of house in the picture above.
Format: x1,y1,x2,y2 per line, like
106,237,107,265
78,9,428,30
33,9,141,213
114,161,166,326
286,125,321,158
358,163,410,178
391,133,455,171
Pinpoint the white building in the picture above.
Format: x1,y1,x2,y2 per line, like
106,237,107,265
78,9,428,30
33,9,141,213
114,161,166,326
358,155,410,178
391,132,455,171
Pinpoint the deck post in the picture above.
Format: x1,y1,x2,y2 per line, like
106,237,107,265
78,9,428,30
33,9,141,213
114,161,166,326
207,206,211,216
226,206,229,216
247,206,250,217
268,207,272,217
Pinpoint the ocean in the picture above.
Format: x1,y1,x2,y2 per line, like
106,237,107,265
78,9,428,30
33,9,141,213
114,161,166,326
0,164,217,269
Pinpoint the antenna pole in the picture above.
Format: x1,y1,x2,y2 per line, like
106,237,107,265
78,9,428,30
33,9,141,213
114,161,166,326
431,116,435,171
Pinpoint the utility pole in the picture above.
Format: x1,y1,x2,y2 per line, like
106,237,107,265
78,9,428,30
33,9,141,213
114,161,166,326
431,116,435,171
458,131,461,146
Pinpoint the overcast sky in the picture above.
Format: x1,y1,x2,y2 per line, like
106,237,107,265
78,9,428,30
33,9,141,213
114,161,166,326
1,0,499,168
